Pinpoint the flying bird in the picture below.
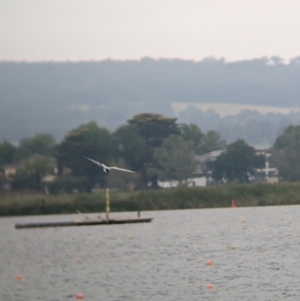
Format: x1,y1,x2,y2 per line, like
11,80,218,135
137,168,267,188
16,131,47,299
83,156,135,174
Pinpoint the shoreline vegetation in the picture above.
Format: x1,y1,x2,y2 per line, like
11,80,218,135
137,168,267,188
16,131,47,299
1,183,300,217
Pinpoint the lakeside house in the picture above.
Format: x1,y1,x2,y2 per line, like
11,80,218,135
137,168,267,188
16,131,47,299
158,149,279,188
1,163,18,192
192,150,225,186
252,151,279,184
1,149,279,193
1,155,59,194
0,171,13,191
157,150,224,188
3,163,18,178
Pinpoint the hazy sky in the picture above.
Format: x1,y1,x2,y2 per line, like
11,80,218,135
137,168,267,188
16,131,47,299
1,0,300,62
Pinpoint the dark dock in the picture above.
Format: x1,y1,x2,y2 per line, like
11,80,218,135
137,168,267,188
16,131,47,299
15,217,153,229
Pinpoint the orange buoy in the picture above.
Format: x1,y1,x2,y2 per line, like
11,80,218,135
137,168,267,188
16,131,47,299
231,245,236,249
206,260,213,266
207,284,214,289
76,293,84,299
16,274,22,280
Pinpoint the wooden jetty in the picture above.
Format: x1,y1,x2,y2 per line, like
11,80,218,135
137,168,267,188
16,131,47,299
15,189,153,229
15,217,153,229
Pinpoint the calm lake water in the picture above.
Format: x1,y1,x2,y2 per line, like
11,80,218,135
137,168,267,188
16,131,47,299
1,206,300,301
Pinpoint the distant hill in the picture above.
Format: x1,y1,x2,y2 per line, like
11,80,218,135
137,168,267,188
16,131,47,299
1,57,300,145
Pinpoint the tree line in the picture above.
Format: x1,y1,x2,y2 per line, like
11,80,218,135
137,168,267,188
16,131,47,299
1,113,299,194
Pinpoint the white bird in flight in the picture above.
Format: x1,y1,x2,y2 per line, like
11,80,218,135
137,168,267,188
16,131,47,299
83,156,135,174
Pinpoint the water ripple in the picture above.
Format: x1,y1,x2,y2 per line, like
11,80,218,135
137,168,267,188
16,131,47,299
1,206,300,300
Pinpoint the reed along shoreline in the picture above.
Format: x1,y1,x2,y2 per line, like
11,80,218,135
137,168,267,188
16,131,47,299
1,182,300,216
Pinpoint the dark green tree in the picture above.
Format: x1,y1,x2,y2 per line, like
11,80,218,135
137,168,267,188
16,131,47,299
115,113,179,188
0,140,16,167
55,122,113,192
113,124,151,187
16,134,56,159
150,135,198,186
128,113,179,148
212,139,264,183
113,123,150,171
271,125,300,181
179,123,204,155
200,130,226,154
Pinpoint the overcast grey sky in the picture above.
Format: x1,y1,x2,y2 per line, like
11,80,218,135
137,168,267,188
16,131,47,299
1,0,300,62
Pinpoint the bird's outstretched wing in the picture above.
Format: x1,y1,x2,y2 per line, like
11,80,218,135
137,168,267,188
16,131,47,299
83,156,135,173
83,156,104,167
110,166,136,173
